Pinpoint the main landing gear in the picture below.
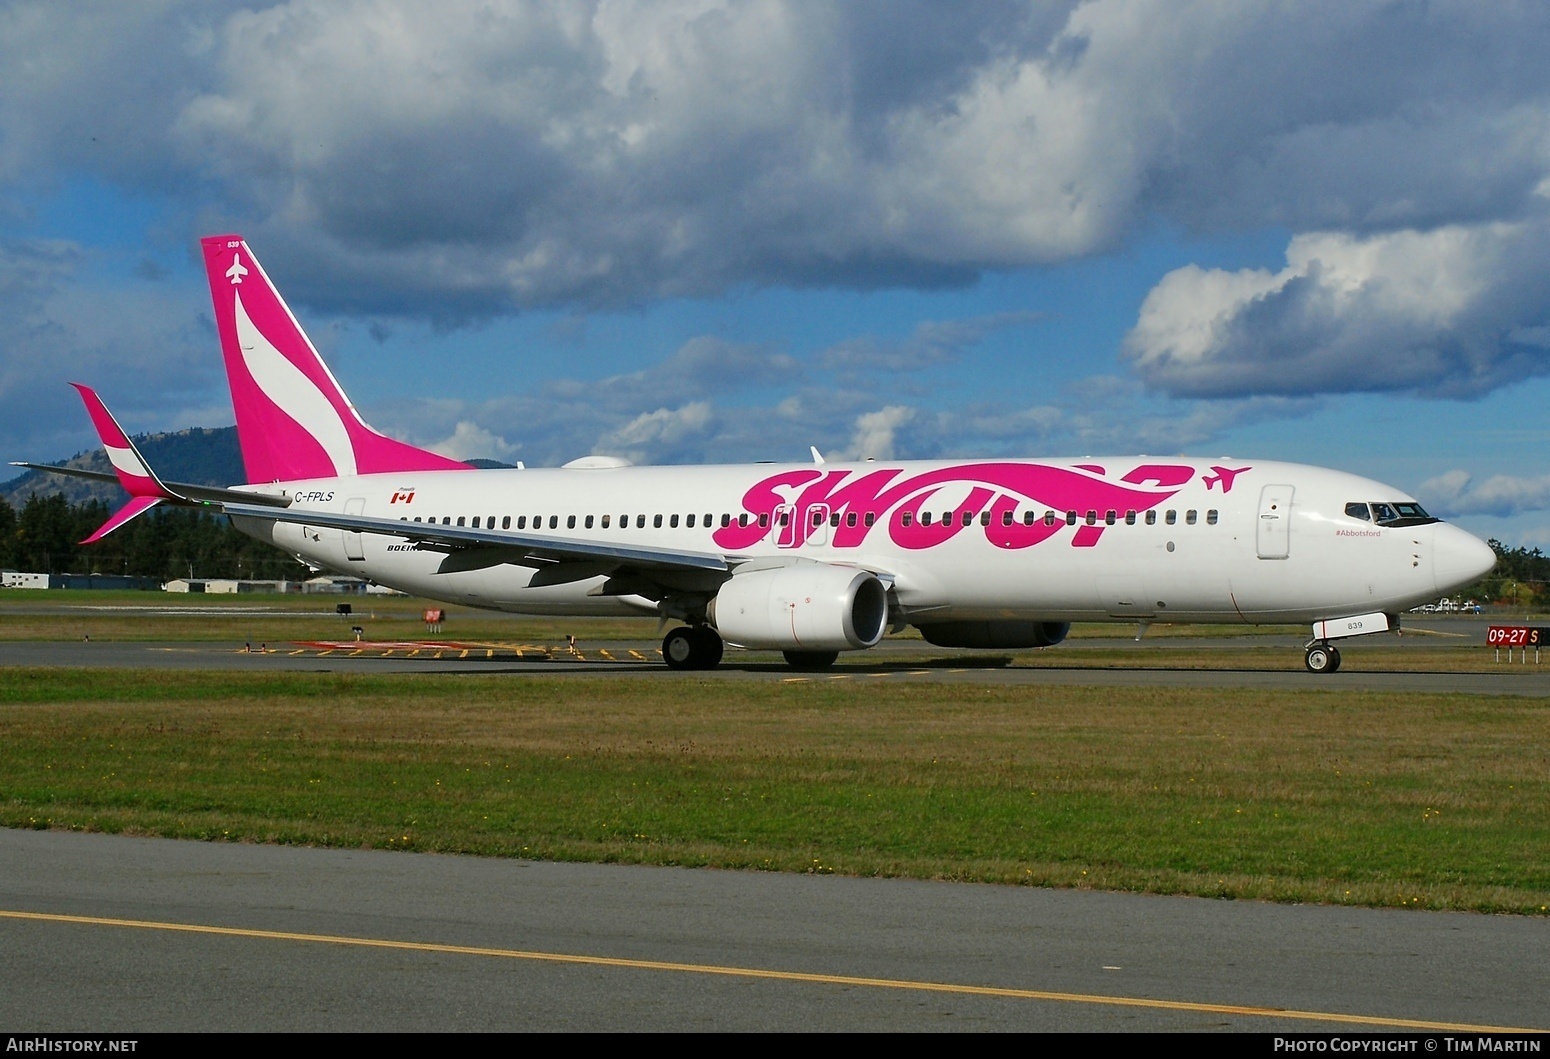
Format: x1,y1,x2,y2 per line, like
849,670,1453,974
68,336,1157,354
662,625,724,670
1304,642,1342,673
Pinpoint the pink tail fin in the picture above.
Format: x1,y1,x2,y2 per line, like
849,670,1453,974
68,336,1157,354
200,235,470,483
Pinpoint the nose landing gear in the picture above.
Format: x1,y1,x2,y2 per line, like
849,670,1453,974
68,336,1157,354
1304,642,1342,673
663,625,724,670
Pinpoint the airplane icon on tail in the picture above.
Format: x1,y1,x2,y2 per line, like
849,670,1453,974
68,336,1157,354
225,253,248,284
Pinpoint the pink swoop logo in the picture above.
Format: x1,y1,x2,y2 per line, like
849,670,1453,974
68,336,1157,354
711,462,1250,551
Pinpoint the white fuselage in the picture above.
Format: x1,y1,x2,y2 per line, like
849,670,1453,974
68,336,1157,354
231,456,1491,627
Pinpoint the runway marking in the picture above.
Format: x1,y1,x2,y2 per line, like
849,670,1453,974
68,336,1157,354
629,651,648,661
0,909,1536,1032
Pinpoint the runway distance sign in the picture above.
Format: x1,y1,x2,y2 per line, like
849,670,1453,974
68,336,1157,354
1486,625,1549,647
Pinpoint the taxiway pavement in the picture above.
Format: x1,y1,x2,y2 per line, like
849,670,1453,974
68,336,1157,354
1,828,1545,1033
2,637,1548,696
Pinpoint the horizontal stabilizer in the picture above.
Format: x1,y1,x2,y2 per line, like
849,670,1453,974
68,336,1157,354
82,496,162,544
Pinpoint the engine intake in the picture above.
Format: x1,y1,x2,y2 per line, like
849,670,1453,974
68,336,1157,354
915,620,1070,649
709,563,888,652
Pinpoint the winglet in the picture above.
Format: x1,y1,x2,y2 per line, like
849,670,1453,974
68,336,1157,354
70,383,181,501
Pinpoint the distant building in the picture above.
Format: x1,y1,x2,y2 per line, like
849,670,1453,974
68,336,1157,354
162,578,298,594
2,571,51,590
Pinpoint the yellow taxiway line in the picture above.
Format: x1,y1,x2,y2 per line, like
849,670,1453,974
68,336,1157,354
0,910,1536,1032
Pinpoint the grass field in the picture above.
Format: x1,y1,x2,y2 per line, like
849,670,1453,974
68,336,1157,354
1,667,1546,914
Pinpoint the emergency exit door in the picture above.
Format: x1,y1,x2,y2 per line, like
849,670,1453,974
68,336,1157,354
1256,485,1293,559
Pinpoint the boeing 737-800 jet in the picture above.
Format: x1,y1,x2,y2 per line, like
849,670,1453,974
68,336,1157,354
16,235,1497,673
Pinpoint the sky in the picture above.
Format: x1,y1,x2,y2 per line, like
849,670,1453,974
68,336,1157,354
3,1,1550,547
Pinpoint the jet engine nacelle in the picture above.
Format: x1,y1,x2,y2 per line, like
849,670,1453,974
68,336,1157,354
915,620,1070,649
709,562,889,652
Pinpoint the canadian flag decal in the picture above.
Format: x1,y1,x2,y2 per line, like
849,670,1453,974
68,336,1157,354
390,491,415,504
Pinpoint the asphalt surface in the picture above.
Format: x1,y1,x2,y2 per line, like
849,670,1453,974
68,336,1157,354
1,828,1545,1033
3,635,1549,696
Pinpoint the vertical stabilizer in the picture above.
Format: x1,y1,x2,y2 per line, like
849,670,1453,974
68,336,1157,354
200,235,470,483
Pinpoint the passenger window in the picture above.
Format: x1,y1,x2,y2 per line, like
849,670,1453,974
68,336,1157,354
413,516,422,523
1044,511,1057,526
758,513,769,528
1003,511,1014,526
1206,509,1218,525
979,512,990,526
864,513,875,527
779,511,790,527
1145,510,1156,525
457,516,466,527
1023,511,1036,526
565,515,575,529
637,514,646,528
738,514,748,528
830,512,840,528
704,513,712,526
654,514,663,528
471,516,481,528
721,513,731,528
502,516,511,529
1186,510,1197,525
901,512,913,526
601,514,610,529
846,512,858,527
1125,511,1136,525
443,517,452,525
922,511,934,526
1085,510,1097,525
670,514,679,528
963,511,974,527
585,515,594,529
812,511,823,527
487,515,495,527
1105,509,1116,526
686,514,695,528
1066,511,1077,525
1165,510,1177,526
544,515,554,529
517,516,527,529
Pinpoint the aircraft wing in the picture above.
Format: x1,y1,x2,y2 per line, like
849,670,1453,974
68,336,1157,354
9,462,293,509
220,502,730,573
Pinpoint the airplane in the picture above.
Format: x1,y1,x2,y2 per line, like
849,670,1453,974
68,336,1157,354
14,234,1497,674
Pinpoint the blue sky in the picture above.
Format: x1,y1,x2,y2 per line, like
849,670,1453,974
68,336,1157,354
4,1,1550,548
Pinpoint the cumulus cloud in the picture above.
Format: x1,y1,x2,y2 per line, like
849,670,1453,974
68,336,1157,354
6,1,1550,320
594,401,715,463
821,312,1040,374
430,421,518,462
840,405,915,461
1419,469,1550,518
1124,221,1550,398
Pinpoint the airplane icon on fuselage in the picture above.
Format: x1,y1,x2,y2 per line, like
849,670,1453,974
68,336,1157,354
225,253,248,284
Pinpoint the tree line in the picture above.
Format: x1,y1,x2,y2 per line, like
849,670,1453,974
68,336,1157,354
0,494,307,581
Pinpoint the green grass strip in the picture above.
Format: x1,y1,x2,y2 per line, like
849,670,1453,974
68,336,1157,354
1,667,1546,913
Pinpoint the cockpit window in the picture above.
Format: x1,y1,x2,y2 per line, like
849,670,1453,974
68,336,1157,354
1344,502,1371,521
1368,500,1439,528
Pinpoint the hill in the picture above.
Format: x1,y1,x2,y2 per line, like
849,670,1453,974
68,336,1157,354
3,427,246,508
3,428,515,509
